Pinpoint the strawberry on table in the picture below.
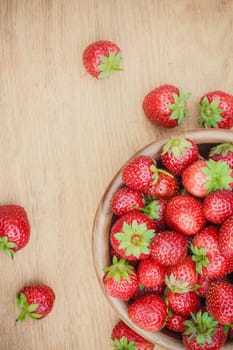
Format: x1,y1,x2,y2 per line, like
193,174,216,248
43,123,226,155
150,230,187,266
203,189,233,224
182,159,233,198
197,90,233,129
128,294,167,332
103,256,138,301
161,136,199,175
142,84,191,128
111,187,144,217
209,142,233,169
82,40,122,79
111,320,154,350
183,311,227,350
206,281,233,325
16,285,55,322
0,204,30,258
110,212,156,261
165,195,206,236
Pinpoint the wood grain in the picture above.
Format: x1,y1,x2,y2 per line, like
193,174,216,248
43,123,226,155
0,1,233,349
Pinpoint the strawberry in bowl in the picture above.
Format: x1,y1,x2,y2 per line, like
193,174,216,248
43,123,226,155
92,128,233,350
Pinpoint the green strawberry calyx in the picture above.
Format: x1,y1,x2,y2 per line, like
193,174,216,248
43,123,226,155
169,88,191,125
0,236,16,259
97,51,123,79
209,142,233,157
150,165,174,185
112,336,136,350
165,274,195,293
162,136,193,159
184,311,218,345
103,256,135,283
16,292,42,322
197,96,223,128
136,200,161,220
114,220,155,258
191,244,209,274
201,159,233,193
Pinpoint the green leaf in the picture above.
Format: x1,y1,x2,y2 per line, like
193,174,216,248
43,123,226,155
197,97,223,128
30,313,42,319
202,159,233,193
161,135,192,159
97,51,123,79
209,143,233,157
168,88,191,124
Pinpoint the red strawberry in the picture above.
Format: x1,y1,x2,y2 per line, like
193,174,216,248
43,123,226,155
182,159,233,198
183,311,227,350
0,204,30,258
122,156,156,192
161,136,199,175
16,285,55,321
110,212,156,261
166,289,200,316
219,216,233,257
143,171,179,200
82,40,122,79
128,294,167,332
197,90,233,129
137,199,167,230
191,226,229,279
166,312,187,333
196,275,229,298
137,258,165,287
111,320,154,350
142,84,191,128
166,256,198,288
206,281,233,325
203,190,233,224
165,195,206,236
111,187,144,216
132,284,165,300
150,231,187,266
103,257,138,301
209,142,233,169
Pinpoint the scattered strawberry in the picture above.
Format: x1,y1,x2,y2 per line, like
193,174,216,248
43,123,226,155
103,256,138,301
203,189,233,224
161,136,199,175
209,142,233,169
165,195,206,236
183,311,227,350
206,281,233,325
143,170,179,200
16,285,55,321
0,204,30,258
182,159,233,198
111,187,144,216
82,40,122,79
128,294,167,332
142,84,191,128
122,156,156,192
150,231,187,266
166,312,187,333
197,90,233,129
219,216,233,257
137,258,165,287
111,320,154,350
110,212,156,261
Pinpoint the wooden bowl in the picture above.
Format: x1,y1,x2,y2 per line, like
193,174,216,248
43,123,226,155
92,128,233,350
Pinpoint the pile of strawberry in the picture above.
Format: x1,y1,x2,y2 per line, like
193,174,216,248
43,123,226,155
103,136,233,350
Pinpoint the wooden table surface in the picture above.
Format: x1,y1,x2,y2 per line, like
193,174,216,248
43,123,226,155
1,1,233,349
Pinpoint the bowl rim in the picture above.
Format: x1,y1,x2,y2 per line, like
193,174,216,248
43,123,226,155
92,128,233,349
